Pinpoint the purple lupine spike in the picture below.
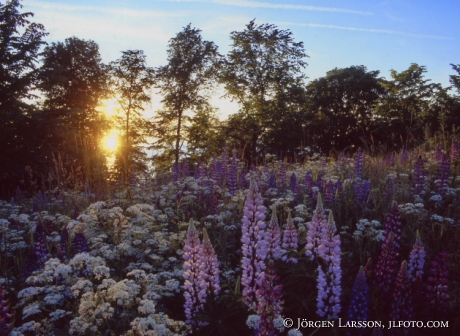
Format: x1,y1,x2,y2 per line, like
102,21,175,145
374,232,399,295
320,156,327,174
407,231,426,282
210,189,219,215
172,163,179,182
316,211,342,319
202,228,220,297
425,251,449,320
399,148,409,164
221,147,228,185
183,220,207,329
347,266,370,324
279,163,287,191
199,162,207,179
183,158,190,177
211,157,220,183
305,194,327,260
314,174,323,192
241,177,268,310
0,284,14,335
73,231,89,255
413,155,425,195
390,261,413,321
354,148,365,181
384,201,402,251
281,211,298,264
289,172,297,191
451,140,458,161
255,259,283,336
268,170,277,190
304,171,313,201
266,205,282,260
385,177,394,204
435,145,443,162
228,150,238,195
436,153,450,195
324,180,334,208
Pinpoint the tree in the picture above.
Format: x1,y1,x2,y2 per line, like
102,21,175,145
0,0,47,198
109,50,155,181
38,37,111,187
152,24,220,168
374,63,441,149
306,66,384,152
220,19,308,162
450,64,460,95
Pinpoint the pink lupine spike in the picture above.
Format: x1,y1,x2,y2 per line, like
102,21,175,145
281,210,298,263
407,231,426,282
305,193,327,260
390,261,413,321
266,205,282,260
202,228,221,297
241,177,268,310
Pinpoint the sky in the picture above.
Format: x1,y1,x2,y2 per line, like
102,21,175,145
22,0,460,119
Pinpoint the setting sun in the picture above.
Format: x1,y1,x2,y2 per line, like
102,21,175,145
99,98,119,117
103,130,118,151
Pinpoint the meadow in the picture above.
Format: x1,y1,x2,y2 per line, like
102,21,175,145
1,143,459,336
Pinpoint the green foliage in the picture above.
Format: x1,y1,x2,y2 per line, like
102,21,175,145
152,24,220,169
109,50,155,180
219,19,308,162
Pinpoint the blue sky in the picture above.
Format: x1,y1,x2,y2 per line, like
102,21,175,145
23,0,460,118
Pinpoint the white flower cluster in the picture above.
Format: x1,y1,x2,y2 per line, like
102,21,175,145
353,219,384,242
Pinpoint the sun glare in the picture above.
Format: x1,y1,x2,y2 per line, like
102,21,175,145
99,98,119,117
103,131,118,152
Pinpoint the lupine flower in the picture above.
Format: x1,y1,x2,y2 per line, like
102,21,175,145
347,266,370,323
279,163,287,191
221,147,228,184
314,174,323,192
316,211,342,319
228,150,238,195
354,148,365,181
407,231,426,282
451,140,458,161
201,228,220,296
413,155,425,195
399,148,409,163
211,157,220,183
390,261,413,321
281,211,298,263
324,180,334,208
199,162,207,179
437,153,450,195
425,251,449,320
289,172,297,191
73,231,89,255
255,259,284,336
374,232,399,295
183,221,207,328
305,194,327,260
0,284,14,335
266,205,282,260
304,171,313,202
355,180,371,206
383,201,402,251
268,170,277,190
241,178,268,310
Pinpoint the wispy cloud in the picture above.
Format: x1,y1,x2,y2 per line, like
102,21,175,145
27,0,189,18
169,0,373,15
277,21,453,40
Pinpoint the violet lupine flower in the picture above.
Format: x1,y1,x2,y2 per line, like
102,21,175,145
437,153,450,195
316,211,342,319
314,174,323,192
304,171,313,202
399,148,409,164
425,251,450,320
413,155,425,195
289,172,297,191
347,266,370,324
211,157,220,183
383,201,402,251
324,180,334,208
374,232,399,295
73,231,89,255
183,221,207,328
228,150,238,195
279,163,287,191
354,148,365,181
305,194,327,260
0,284,14,335
268,170,277,190
182,159,190,177
407,231,426,282
202,228,220,296
199,162,207,179
451,140,458,161
241,178,268,310
266,205,282,260
221,147,228,184
390,261,413,321
255,259,284,336
281,211,298,264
